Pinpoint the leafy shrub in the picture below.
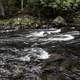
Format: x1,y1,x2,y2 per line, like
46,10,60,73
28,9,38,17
1,0,80,17
40,0,80,10
26,0,80,18
26,0,80,12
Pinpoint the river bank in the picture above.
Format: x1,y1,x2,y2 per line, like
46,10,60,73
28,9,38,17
0,13,80,31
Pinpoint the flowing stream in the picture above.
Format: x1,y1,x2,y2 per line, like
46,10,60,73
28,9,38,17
0,27,80,80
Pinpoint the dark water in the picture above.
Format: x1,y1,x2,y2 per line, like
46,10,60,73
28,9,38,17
0,27,80,80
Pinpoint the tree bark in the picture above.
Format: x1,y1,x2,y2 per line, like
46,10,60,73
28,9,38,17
0,0,5,17
21,0,24,11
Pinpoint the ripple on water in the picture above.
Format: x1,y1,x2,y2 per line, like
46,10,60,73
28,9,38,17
67,31,80,36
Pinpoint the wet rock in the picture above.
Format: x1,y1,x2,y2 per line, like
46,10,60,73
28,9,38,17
53,16,67,25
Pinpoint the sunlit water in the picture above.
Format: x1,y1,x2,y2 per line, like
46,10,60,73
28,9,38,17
0,27,80,80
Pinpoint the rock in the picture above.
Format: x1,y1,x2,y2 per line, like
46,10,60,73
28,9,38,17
53,16,67,25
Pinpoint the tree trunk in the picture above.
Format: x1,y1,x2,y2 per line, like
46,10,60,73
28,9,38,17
21,0,24,11
0,0,5,17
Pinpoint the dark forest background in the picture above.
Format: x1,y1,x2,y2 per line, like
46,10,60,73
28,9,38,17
0,0,80,25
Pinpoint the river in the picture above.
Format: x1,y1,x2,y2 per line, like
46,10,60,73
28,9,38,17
0,27,80,80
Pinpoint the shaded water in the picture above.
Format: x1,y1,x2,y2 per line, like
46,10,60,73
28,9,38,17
0,27,80,80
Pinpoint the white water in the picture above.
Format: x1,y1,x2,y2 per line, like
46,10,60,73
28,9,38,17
18,55,30,61
7,28,79,62
39,34,74,42
46,28,61,34
30,31,45,37
47,34,74,41
17,33,75,62
26,28,75,42
26,28,61,37
20,29,75,61
34,48,50,59
17,48,50,61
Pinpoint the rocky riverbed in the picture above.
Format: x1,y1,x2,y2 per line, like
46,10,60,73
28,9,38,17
0,26,80,80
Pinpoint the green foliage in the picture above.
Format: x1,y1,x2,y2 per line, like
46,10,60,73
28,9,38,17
73,12,80,24
24,0,80,18
27,0,41,6
2,0,19,16
31,0,80,10
0,0,80,17
7,0,18,14
0,16,40,26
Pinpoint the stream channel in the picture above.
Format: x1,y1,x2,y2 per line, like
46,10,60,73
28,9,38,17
0,27,80,80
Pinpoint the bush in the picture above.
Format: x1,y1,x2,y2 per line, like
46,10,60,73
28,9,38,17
8,0,79,11
40,0,80,10
26,0,80,16
1,0,80,18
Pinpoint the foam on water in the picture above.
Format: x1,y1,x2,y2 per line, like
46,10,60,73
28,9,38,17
39,34,74,42
26,28,61,37
32,48,50,59
30,48,50,60
18,48,50,61
31,31,45,37
26,31,45,37
18,55,30,61
46,28,61,34
49,34,74,41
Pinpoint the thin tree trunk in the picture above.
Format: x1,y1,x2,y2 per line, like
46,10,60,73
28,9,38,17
21,0,24,11
0,0,5,17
